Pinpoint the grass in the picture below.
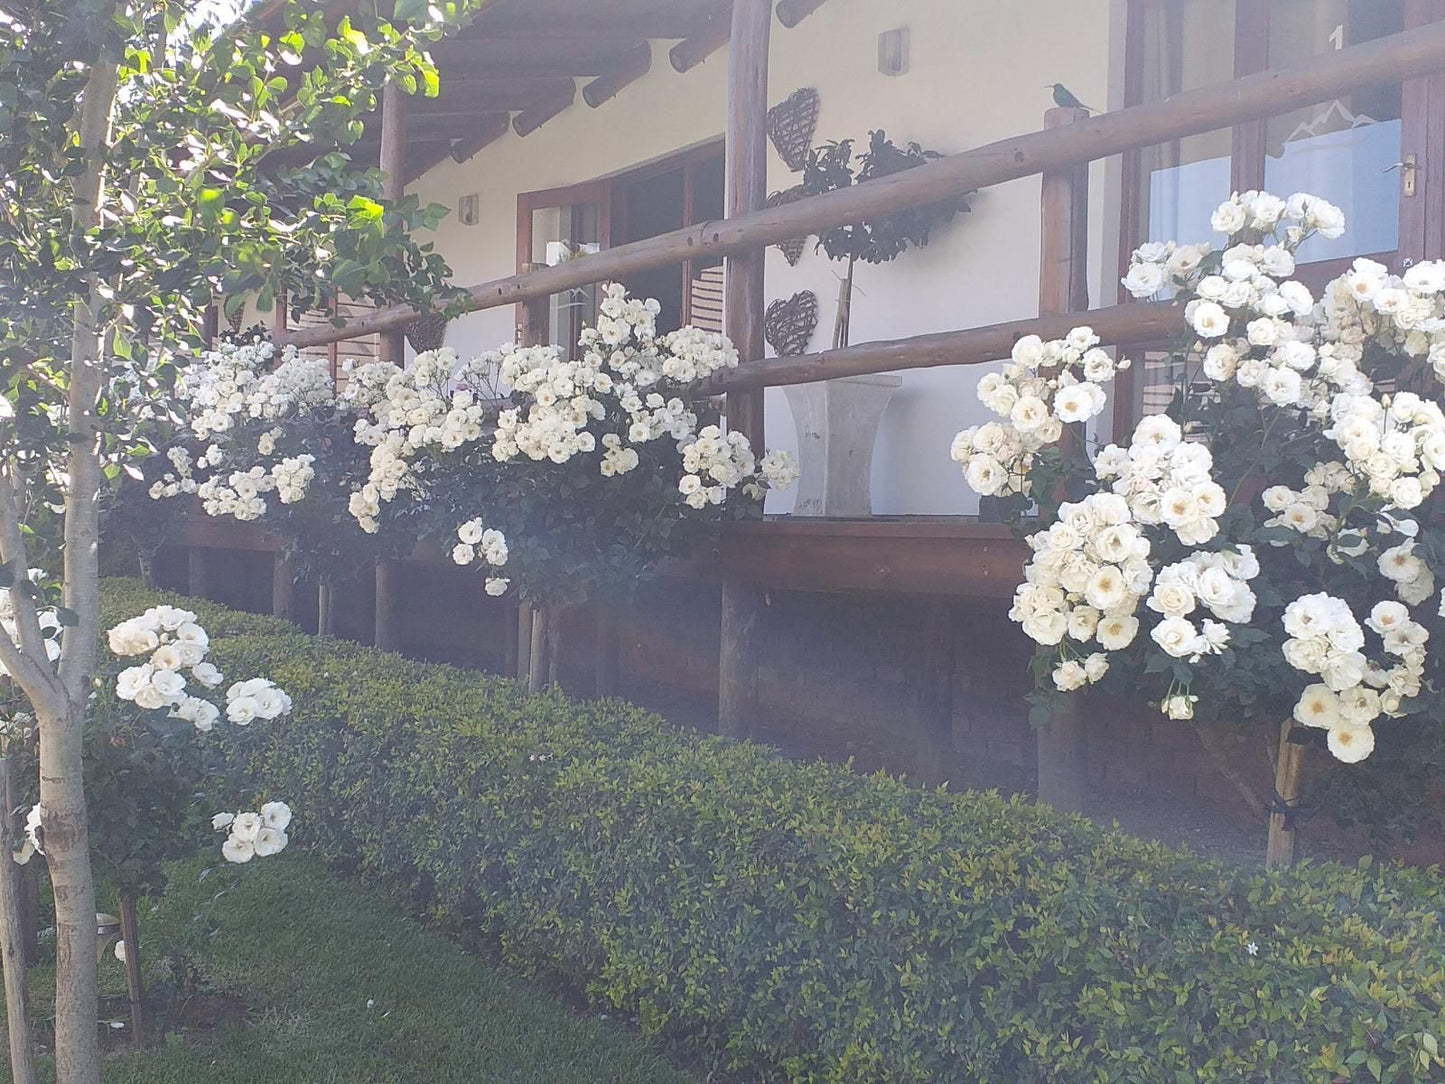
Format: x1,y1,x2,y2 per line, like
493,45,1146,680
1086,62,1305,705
8,855,690,1084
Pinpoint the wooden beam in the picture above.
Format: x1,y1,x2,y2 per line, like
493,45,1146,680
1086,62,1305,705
512,79,577,136
404,139,460,184
717,0,771,743
457,14,713,39
699,300,1179,392
414,77,578,115
670,5,731,72
1033,105,1091,815
776,0,830,28
448,112,512,165
430,38,644,77
279,23,1445,350
583,42,652,107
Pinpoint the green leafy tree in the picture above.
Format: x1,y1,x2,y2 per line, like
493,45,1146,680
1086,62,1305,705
0,2,479,1080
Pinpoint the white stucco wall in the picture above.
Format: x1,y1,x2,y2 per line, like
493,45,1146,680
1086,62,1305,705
410,0,1129,515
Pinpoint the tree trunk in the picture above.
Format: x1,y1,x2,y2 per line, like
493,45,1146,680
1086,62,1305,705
0,753,37,1084
38,701,100,1084
117,892,144,1047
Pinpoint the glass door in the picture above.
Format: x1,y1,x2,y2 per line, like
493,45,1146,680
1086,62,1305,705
515,182,611,353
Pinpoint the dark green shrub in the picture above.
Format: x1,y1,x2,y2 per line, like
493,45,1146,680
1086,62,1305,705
101,581,1445,1083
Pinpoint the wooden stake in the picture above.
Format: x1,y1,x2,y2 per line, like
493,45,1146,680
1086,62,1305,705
186,548,209,598
0,753,37,1084
527,605,547,693
374,560,400,652
271,554,293,621
595,605,620,698
1266,720,1306,868
317,582,334,637
913,600,955,787
719,581,764,740
117,892,144,1047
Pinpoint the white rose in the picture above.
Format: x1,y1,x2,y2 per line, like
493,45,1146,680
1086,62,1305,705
253,827,289,858
1326,723,1375,763
1190,301,1230,339
222,836,256,864
1210,200,1247,236
1151,616,1201,658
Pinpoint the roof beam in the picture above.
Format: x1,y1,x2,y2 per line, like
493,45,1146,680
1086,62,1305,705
582,42,653,107
412,77,578,114
428,38,645,76
776,0,829,28
403,139,460,184
670,4,732,72
449,112,512,164
455,14,713,40
512,80,578,137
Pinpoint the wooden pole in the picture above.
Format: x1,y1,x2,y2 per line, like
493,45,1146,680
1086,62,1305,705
186,548,209,599
512,80,577,137
776,0,831,28
670,4,731,73
0,753,37,1084
117,892,144,1047
317,582,334,638
913,600,955,787
717,0,771,742
374,560,400,652
270,554,293,621
378,56,407,365
595,605,620,698
583,42,651,108
516,603,533,682
278,23,1445,352
1266,720,1306,868
448,112,511,165
1034,106,1091,814
699,301,1178,392
527,605,547,693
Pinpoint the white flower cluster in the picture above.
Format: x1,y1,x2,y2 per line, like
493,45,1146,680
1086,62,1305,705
272,454,316,504
1323,391,1445,511
176,338,330,440
950,328,1128,497
1147,549,1259,661
148,446,199,500
1094,415,1227,546
1260,477,1342,541
0,570,61,674
1379,537,1436,607
1010,491,1151,654
678,426,756,509
1285,596,1428,762
212,801,290,864
349,349,495,533
1330,256,1445,383
109,607,290,731
451,519,510,596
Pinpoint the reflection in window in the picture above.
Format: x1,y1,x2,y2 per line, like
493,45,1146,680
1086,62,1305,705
1262,0,1404,263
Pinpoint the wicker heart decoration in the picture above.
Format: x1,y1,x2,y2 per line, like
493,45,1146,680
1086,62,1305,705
765,291,819,358
766,185,810,265
768,87,819,172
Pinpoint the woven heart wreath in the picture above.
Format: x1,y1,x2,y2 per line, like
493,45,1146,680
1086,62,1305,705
766,185,810,265
765,290,818,358
404,312,450,354
768,87,819,172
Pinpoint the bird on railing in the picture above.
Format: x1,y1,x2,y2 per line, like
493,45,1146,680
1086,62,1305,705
1048,83,1096,113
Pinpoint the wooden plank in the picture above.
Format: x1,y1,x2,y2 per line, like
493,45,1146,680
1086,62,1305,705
699,300,1180,392
717,0,771,743
279,22,1445,352
1034,106,1090,815
512,80,577,136
583,42,652,108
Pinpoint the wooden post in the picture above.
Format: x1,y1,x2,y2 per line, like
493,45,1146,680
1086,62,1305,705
595,605,620,698
717,0,771,741
271,554,293,621
378,58,407,365
186,548,209,599
914,600,955,787
527,604,547,693
0,753,36,1084
317,582,334,638
1034,105,1091,813
117,892,144,1047
374,560,400,652
1266,720,1305,868
515,603,533,682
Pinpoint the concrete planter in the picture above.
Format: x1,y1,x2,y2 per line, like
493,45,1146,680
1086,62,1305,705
783,374,901,517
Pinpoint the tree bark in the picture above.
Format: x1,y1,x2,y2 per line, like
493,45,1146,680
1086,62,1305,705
0,754,37,1084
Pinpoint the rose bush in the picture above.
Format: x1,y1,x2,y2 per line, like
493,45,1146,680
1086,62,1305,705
953,191,1445,840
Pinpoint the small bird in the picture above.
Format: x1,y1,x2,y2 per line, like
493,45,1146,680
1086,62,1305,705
1048,83,1096,113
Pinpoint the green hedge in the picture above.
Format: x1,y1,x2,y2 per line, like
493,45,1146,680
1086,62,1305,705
102,579,1445,1083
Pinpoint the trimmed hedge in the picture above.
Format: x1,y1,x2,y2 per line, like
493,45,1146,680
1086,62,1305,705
103,579,1445,1082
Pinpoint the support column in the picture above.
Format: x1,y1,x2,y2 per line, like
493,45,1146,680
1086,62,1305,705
716,0,772,741
186,548,209,599
271,554,294,621
913,599,955,787
1034,105,1091,813
378,56,407,365
374,560,400,653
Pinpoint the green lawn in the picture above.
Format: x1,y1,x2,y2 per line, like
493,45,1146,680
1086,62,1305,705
9,855,689,1084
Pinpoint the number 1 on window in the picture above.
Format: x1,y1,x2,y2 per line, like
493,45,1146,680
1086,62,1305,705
1328,24,1344,50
